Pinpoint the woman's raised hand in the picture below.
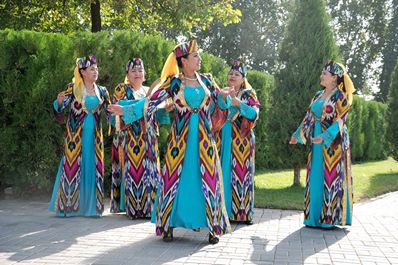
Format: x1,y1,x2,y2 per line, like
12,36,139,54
311,136,323,144
219,86,236,99
57,91,67,107
289,136,298,145
108,104,123,116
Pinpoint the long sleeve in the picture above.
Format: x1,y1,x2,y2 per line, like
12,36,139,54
53,83,74,113
120,77,172,126
239,102,257,120
53,83,74,124
291,90,324,145
121,98,146,125
292,125,305,145
53,100,62,113
320,123,340,148
216,93,232,110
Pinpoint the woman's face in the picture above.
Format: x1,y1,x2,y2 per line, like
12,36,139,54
182,52,201,72
320,69,336,88
227,69,244,88
81,64,98,83
127,67,145,86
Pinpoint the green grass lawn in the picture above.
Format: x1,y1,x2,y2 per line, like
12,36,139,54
254,157,398,210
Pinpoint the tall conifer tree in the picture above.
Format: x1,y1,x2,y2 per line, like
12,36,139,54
266,0,340,185
386,60,398,161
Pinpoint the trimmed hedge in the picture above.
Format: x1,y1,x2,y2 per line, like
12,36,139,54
347,96,388,162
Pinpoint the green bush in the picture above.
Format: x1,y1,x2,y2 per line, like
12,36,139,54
387,60,398,161
347,96,388,162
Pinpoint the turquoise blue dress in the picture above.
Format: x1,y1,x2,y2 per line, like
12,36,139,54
169,86,208,228
219,103,257,218
293,98,351,227
122,85,230,230
147,86,208,228
49,95,100,217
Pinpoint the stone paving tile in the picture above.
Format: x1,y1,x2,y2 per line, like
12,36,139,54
1,191,398,264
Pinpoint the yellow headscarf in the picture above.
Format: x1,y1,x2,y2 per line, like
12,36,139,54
336,63,356,105
159,40,199,83
72,56,97,103
72,64,85,103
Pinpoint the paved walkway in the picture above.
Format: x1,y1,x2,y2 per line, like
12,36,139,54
0,192,397,265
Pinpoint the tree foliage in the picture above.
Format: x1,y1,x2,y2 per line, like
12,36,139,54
196,0,293,73
266,0,340,185
386,60,398,161
327,0,389,95
375,0,398,102
0,0,241,37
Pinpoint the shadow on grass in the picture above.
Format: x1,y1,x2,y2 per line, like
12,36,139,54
254,184,304,210
361,172,398,200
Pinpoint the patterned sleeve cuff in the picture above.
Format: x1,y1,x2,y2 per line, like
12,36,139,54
121,105,136,124
53,100,62,113
321,130,334,148
217,93,231,110
121,98,145,125
292,127,304,144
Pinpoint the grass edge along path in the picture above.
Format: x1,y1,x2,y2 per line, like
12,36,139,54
254,157,398,210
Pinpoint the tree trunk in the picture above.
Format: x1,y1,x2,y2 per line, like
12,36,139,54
91,0,101,32
293,165,301,186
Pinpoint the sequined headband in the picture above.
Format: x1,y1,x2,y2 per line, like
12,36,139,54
324,61,344,78
126,58,144,72
173,40,199,58
229,59,248,77
76,55,96,70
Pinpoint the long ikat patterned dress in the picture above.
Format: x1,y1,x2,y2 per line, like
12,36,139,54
49,83,110,216
217,87,260,222
110,83,161,219
121,73,231,237
293,87,353,227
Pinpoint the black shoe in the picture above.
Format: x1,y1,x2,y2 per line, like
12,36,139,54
245,220,253,225
192,228,200,232
162,229,173,242
162,235,173,242
208,233,219,244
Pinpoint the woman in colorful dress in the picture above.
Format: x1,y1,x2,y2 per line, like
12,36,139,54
217,60,260,225
110,58,169,219
49,55,111,217
108,40,233,244
289,61,355,228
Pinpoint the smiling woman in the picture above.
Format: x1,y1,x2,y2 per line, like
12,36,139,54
290,60,356,228
109,58,169,220
216,60,260,225
49,55,111,217
108,40,235,244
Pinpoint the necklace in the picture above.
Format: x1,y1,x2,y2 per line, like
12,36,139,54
184,76,197,81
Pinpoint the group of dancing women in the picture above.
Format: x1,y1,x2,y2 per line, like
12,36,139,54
49,39,355,244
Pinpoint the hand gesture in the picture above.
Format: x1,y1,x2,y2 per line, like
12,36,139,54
108,104,123,116
311,136,323,144
229,86,236,98
57,91,67,107
232,97,240,107
289,137,298,145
